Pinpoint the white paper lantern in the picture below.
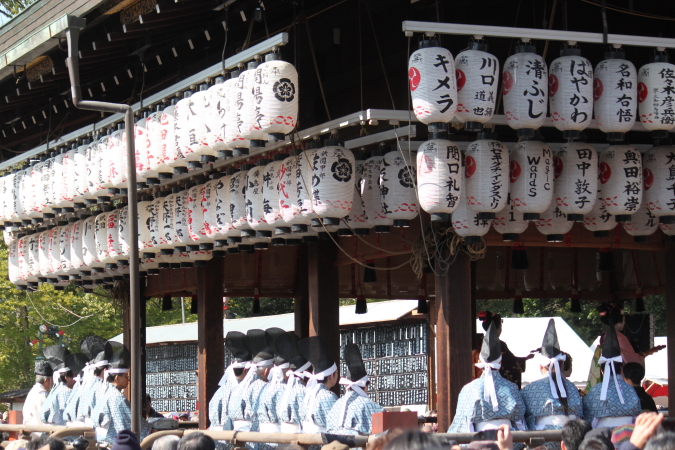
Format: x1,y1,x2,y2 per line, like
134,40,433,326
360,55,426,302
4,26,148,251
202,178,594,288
26,233,40,287
380,147,417,227
162,97,189,175
549,49,594,136
229,166,254,242
297,146,319,224
138,196,157,256
503,44,548,135
409,40,457,124
97,131,116,197
342,157,372,235
58,224,72,280
109,125,129,193
637,54,675,134
464,135,509,219
184,84,219,166
73,139,91,207
175,188,199,252
362,149,393,232
554,142,598,220
38,230,51,281
262,155,289,234
47,225,63,278
95,211,115,267
25,164,41,221
9,239,25,289
187,183,211,248
69,219,86,275
593,50,638,141
493,193,530,241
58,144,78,211
162,192,180,253
205,174,232,247
82,137,101,204
106,210,121,266
144,105,173,181
598,145,642,221
205,76,232,158
174,89,200,169
256,54,299,140
240,62,268,147
643,142,675,223
583,184,617,238
15,169,31,223
82,215,103,273
535,199,574,242
451,191,492,244
117,205,130,265
623,202,658,242
4,172,18,224
307,141,355,224
223,69,249,155
277,154,310,232
509,139,554,220
134,112,154,184
245,162,275,240
454,42,499,131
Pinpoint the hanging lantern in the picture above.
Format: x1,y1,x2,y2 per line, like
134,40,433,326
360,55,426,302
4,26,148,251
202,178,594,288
593,48,638,142
307,140,356,225
82,215,103,273
163,97,189,175
206,174,232,248
509,138,554,220
493,193,530,241
138,195,157,257
583,184,617,238
623,202,658,242
146,195,170,257
72,138,91,208
25,163,41,223
95,211,115,270
26,233,40,288
69,219,86,277
134,111,155,185
223,69,249,156
549,48,594,138
205,76,232,159
660,222,675,241
643,140,675,224
187,183,210,248
241,61,268,149
229,166,254,244
262,155,289,235
342,156,372,235
186,83,219,165
535,198,574,242
379,145,417,227
362,146,393,232
47,225,63,280
161,191,180,255
173,88,202,170
38,230,51,282
117,205,130,266
554,141,598,221
297,144,320,227
58,224,72,282
104,210,121,273
197,179,222,254
465,132,509,219
13,239,28,289
97,130,116,199
278,153,312,233
256,53,299,141
454,41,499,132
53,145,75,212
638,52,675,137
409,39,457,124
451,191,492,244
146,104,173,180
83,136,101,205
598,145,642,222
109,124,129,194
503,42,548,137
245,160,275,240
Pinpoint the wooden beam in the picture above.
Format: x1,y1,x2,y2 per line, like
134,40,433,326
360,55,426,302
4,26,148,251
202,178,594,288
197,257,225,429
666,242,675,416
294,245,309,339
307,239,341,396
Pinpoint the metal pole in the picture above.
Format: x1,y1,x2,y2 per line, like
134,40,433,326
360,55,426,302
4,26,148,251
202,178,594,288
181,297,186,324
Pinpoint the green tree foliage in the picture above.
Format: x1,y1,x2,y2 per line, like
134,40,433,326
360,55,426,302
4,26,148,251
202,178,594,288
0,0,34,18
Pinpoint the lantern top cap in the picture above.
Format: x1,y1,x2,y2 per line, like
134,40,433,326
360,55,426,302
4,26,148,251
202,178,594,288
229,69,241,79
183,90,193,99
273,153,287,161
477,131,498,140
604,49,626,60
418,39,440,49
264,52,280,62
651,52,670,63
515,43,536,54
240,163,255,171
560,47,582,57
155,103,164,112
199,83,208,91
468,40,488,52
324,138,340,147
170,97,179,106
247,60,259,70
214,76,225,84
305,140,319,150
257,158,272,166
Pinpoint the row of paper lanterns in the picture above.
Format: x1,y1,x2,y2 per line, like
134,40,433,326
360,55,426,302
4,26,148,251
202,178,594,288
0,52,299,227
409,39,675,139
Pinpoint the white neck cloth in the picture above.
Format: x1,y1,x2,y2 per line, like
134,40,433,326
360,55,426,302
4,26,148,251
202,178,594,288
279,361,312,420
240,359,274,390
538,353,567,399
219,360,250,387
269,363,290,385
475,355,502,412
303,363,337,409
598,355,624,403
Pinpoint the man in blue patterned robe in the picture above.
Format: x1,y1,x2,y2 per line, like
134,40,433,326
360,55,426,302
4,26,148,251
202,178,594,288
522,320,584,450
326,343,384,435
299,336,339,434
274,332,311,434
583,320,641,428
254,328,288,450
449,322,526,433
42,352,86,426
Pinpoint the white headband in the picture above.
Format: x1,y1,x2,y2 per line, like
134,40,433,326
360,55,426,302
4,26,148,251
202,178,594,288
240,359,274,391
538,353,568,399
107,368,129,375
219,360,251,386
598,355,624,403
269,363,290,385
337,375,369,424
475,355,502,412
304,363,337,409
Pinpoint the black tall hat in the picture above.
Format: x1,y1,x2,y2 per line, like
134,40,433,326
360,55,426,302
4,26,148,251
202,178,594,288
80,336,106,360
541,319,561,358
344,343,368,382
65,353,88,375
247,329,273,362
265,328,286,365
480,322,502,363
43,345,70,370
299,336,335,373
35,360,53,376
105,341,130,369
226,331,252,362
274,332,309,370
602,319,622,360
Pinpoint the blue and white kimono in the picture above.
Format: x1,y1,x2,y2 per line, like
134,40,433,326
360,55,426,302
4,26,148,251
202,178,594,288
276,379,306,431
209,380,230,429
583,374,641,428
62,381,84,424
226,372,261,431
91,385,150,446
326,390,384,435
522,377,584,450
448,370,526,432
255,378,287,450
40,382,71,425
77,377,107,424
300,384,338,432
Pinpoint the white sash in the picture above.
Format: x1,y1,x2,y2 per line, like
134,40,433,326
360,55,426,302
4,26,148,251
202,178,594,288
534,415,576,430
597,355,624,403
280,423,301,434
474,419,511,431
302,421,326,434
233,420,251,431
594,416,633,429
537,353,568,399
475,355,503,412
259,423,281,433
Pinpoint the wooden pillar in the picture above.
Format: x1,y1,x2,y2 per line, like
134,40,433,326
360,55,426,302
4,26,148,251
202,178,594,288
197,256,225,429
122,293,131,401
666,243,675,416
435,252,473,431
307,239,340,395
140,295,147,417
294,245,310,338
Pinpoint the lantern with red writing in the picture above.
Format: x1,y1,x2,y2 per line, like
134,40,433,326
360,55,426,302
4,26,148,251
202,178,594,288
637,52,675,138
223,70,249,156
262,155,289,235
583,186,617,238
493,193,530,241
554,142,598,221
186,83,219,165
229,165,254,244
536,199,574,242
660,222,675,241
163,96,189,175
451,191,492,244
278,154,312,233
409,40,457,125
454,41,499,132
187,183,208,248
623,202,658,242
549,48,594,138
241,61,268,149
503,42,548,137
109,124,128,194
509,138,554,220
464,132,509,220
594,48,637,142
380,145,417,227
174,89,203,170
598,145,642,222
245,160,275,240
643,140,675,224
205,76,231,158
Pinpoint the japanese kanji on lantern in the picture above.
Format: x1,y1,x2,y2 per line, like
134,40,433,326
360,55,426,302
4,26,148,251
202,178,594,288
228,165,254,244
464,132,509,220
623,201,658,242
187,183,209,248
643,139,675,224
342,155,371,236
138,195,156,258
549,47,594,138
143,104,171,182
241,61,267,150
409,39,457,125
637,51,675,138
492,193,530,241
379,144,417,227
451,190,492,244
454,40,499,132
583,180,617,237
174,88,203,170
186,83,219,165
598,144,642,222
503,42,548,137
278,153,312,233
416,127,462,222
594,48,637,142
554,142,598,221
535,198,573,242
162,97,189,176
256,53,299,141
307,139,355,225
109,124,128,194
362,146,393,233
245,160,275,240
262,154,289,235
205,76,232,159
134,112,151,186
223,69,249,157
509,138,554,220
